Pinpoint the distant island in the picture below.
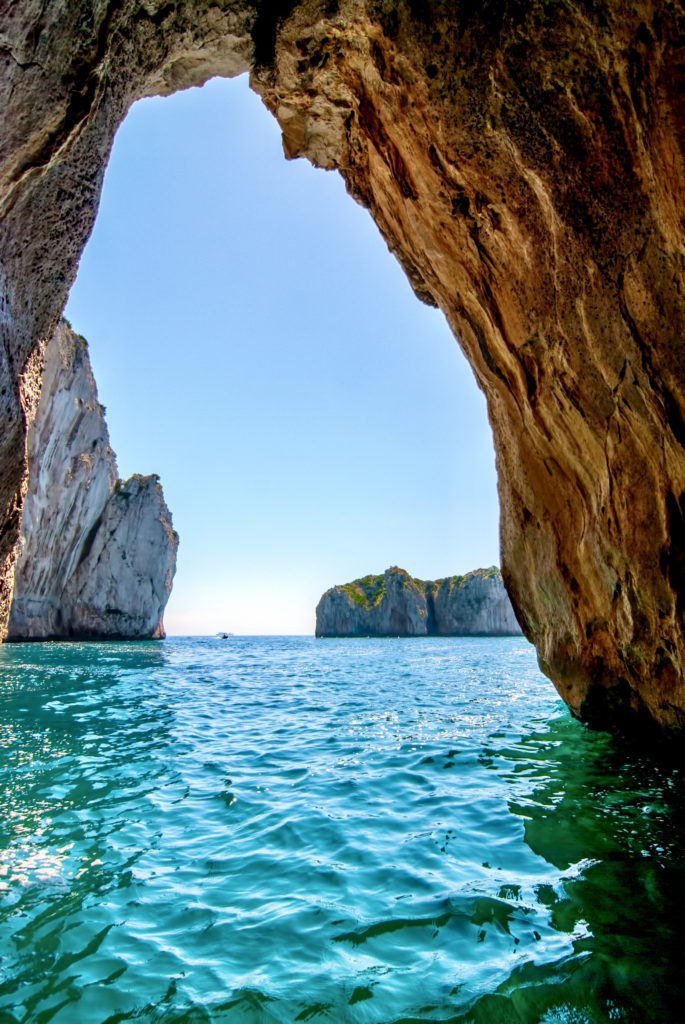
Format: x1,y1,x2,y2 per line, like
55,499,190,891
315,566,522,638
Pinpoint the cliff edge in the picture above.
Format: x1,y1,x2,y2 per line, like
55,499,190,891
316,567,522,638
8,321,178,640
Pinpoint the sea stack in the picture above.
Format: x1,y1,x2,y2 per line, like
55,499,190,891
316,567,522,638
8,321,178,640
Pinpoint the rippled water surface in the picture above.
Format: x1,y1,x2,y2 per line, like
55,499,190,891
0,636,683,1024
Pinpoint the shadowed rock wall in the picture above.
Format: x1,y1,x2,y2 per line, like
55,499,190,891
1,1,685,734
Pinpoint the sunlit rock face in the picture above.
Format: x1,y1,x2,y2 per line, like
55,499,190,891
316,566,522,637
432,569,523,638
8,321,177,640
1,1,685,733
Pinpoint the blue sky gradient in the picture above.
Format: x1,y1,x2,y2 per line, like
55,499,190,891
65,74,500,635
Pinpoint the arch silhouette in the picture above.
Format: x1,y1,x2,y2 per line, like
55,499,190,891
1,1,684,737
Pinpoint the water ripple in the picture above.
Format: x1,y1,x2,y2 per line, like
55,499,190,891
0,637,683,1022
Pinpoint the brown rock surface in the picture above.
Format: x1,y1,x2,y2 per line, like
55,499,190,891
1,1,685,733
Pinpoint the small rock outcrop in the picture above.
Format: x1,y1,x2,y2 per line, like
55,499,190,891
316,567,522,638
8,321,178,640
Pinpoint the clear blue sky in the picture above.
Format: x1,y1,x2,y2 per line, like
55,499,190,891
65,74,500,635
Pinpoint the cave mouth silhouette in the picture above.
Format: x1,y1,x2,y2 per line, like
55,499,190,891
4,2,684,734
63,74,501,637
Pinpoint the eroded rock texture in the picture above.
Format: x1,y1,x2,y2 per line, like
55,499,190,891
1,1,685,733
316,566,522,637
8,321,178,639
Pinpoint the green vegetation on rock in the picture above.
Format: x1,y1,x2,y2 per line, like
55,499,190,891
339,566,503,607
316,565,520,639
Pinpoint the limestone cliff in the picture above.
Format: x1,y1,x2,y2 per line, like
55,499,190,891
8,321,178,640
431,571,523,638
316,566,522,638
2,1,685,735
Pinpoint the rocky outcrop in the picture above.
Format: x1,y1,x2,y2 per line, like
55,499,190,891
1,2,685,735
432,571,523,638
317,567,430,638
8,321,178,640
316,566,522,638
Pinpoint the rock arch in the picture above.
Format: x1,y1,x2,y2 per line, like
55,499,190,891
1,0,685,735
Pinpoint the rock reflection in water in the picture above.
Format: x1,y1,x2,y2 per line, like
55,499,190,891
467,715,685,1024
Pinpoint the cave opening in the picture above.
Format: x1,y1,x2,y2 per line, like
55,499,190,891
62,73,499,636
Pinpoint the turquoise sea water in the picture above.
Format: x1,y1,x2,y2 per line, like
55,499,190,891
0,636,683,1024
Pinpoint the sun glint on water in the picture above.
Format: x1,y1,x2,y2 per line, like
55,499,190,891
0,636,682,1024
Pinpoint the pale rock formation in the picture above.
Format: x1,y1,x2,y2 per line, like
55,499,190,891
316,566,522,638
317,568,429,637
8,321,178,640
432,572,524,637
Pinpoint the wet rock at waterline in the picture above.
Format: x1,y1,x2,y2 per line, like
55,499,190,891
8,321,178,640
2,1,685,735
316,567,522,638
